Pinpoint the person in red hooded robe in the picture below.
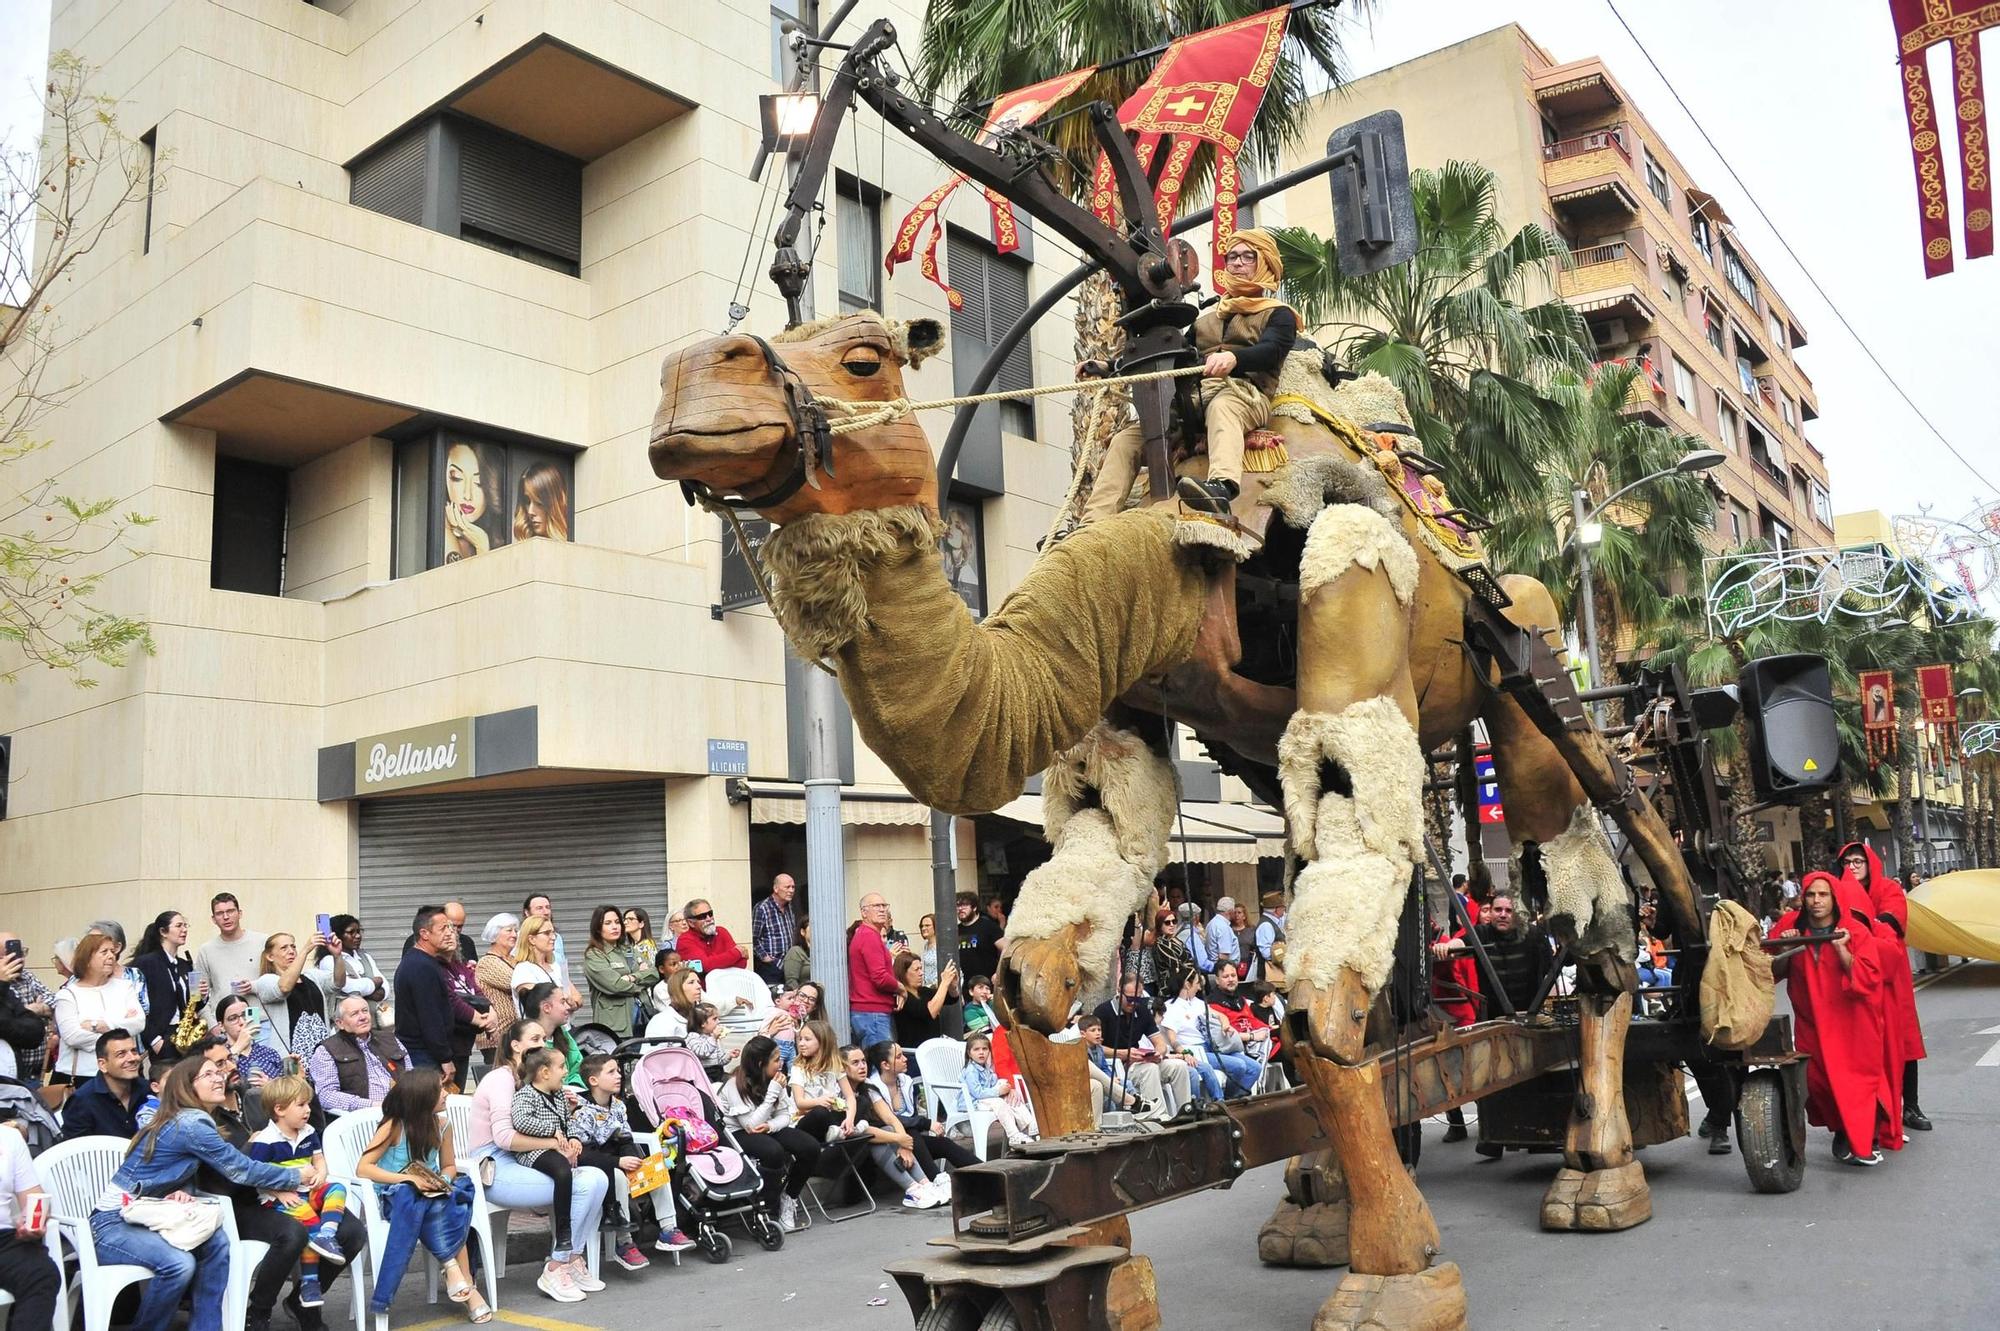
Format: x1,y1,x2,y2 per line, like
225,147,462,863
1836,841,1930,1131
1429,907,1481,1143
1770,872,1895,1165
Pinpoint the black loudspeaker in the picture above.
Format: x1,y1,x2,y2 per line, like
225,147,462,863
1738,655,1839,804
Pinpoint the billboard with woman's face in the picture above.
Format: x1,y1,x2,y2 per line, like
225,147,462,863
397,431,575,575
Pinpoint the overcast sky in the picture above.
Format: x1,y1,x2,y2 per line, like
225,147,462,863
3,0,1992,533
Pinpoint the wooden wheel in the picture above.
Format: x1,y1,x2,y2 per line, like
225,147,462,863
1735,1068,1805,1193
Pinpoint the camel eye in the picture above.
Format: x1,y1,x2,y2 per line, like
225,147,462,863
841,348,884,377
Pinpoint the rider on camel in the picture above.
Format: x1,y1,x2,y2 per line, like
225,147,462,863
1081,228,1298,520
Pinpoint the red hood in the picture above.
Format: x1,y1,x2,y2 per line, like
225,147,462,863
1805,870,1873,935
1836,841,1906,932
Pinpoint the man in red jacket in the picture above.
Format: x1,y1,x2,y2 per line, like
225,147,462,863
674,898,747,974
848,893,901,1049
1837,842,1930,1132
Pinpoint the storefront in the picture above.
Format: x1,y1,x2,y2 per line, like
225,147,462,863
321,708,671,968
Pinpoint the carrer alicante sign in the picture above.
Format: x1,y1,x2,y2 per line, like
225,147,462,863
354,717,475,794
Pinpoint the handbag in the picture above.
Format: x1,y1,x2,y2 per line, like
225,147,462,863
119,1196,223,1250
403,1158,453,1197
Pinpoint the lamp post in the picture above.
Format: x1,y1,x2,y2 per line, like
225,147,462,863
1569,449,1726,718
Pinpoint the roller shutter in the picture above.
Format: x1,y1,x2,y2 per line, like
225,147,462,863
457,120,582,266
351,128,427,226
358,782,667,989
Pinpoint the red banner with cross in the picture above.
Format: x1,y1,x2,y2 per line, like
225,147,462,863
1888,1,1998,276
884,65,1100,309
1918,662,1959,746
1861,669,1898,764
1087,5,1291,268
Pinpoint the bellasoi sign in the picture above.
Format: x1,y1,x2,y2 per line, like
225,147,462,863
353,717,476,794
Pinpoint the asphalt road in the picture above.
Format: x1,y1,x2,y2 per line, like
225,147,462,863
377,961,2000,1331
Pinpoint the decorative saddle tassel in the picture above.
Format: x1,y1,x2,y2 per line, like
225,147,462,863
1243,428,1289,473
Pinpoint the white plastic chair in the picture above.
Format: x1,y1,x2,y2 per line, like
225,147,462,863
702,969,775,1032
34,1137,153,1331
913,1037,996,1161
194,1190,270,1331
437,1094,599,1290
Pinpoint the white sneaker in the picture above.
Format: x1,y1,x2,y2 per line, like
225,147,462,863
778,1195,805,1232
930,1173,954,1203
902,1187,930,1209
537,1262,584,1304
568,1257,605,1293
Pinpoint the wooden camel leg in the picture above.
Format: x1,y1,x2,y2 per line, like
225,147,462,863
1279,505,1466,1331
1480,578,1649,1232
995,722,1176,1331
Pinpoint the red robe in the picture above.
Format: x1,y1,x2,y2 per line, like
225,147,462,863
1836,842,1927,1060
1770,882,1894,1156
1430,925,1481,1026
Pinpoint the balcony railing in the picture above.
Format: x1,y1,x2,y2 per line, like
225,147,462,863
1571,240,1629,267
1544,127,1631,163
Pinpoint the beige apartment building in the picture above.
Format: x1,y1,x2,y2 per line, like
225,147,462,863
1288,26,1838,613
0,0,1289,977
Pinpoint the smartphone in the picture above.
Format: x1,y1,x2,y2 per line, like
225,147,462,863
3,939,23,962
315,913,333,941
283,1054,303,1077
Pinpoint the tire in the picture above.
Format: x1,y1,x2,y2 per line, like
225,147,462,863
1736,1069,1805,1193
756,1214,786,1251
700,1229,733,1264
915,1294,985,1331
976,1300,1024,1331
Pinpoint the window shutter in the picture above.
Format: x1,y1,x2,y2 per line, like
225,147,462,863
457,120,582,264
351,128,427,226
988,256,1032,394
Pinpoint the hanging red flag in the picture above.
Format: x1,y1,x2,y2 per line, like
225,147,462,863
1860,669,1898,764
1087,5,1292,268
1887,1,1998,276
1918,663,1959,746
885,64,1100,308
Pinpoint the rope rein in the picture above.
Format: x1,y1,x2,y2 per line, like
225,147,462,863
820,362,1210,434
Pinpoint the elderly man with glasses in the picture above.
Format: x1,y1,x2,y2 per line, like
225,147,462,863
673,898,747,975
848,894,902,1049
1080,228,1299,522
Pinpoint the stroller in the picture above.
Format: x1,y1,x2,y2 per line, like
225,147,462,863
626,1043,779,1261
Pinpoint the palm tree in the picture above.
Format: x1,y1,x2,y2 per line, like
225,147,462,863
1487,363,1715,654
914,0,1358,500
1270,160,1591,525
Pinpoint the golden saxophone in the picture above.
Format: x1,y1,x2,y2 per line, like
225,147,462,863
172,987,208,1050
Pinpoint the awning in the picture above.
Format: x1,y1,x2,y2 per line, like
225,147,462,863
1534,71,1623,117
1175,802,1289,858
1687,187,1733,228
984,795,1272,864
744,784,933,827
1549,180,1641,215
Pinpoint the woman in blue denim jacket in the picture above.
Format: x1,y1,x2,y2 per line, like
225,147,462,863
90,1056,309,1331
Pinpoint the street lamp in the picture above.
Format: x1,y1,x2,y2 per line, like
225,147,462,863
1570,449,1727,710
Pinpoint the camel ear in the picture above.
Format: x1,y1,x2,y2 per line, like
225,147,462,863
890,317,944,369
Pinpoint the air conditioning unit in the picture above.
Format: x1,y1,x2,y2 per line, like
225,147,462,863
1599,318,1629,345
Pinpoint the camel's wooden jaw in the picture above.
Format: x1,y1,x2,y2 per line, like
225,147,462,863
648,312,943,525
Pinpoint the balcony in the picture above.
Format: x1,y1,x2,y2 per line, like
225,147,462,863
1544,128,1632,165
1558,240,1649,303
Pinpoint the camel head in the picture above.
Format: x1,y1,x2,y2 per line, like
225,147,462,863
649,311,945,524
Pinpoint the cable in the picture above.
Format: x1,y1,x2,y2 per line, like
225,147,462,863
1604,0,1999,495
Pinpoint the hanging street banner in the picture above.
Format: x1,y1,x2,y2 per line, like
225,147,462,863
1087,4,1291,267
1919,662,1960,746
1861,669,1897,765
1887,0,1997,275
885,64,1100,309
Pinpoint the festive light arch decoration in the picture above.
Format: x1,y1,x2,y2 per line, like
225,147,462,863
1702,544,1977,636
1964,719,2000,755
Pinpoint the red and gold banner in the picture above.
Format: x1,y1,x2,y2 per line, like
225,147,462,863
1888,1,2000,275
1919,662,1960,745
1087,5,1291,268
1861,669,1898,764
885,65,1099,308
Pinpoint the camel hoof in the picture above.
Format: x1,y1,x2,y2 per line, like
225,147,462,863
1000,927,1089,1033
1313,1264,1466,1331
1540,1161,1651,1231
1288,969,1372,1064
1258,1198,1351,1268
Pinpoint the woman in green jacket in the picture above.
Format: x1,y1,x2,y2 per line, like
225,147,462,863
581,904,647,1038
